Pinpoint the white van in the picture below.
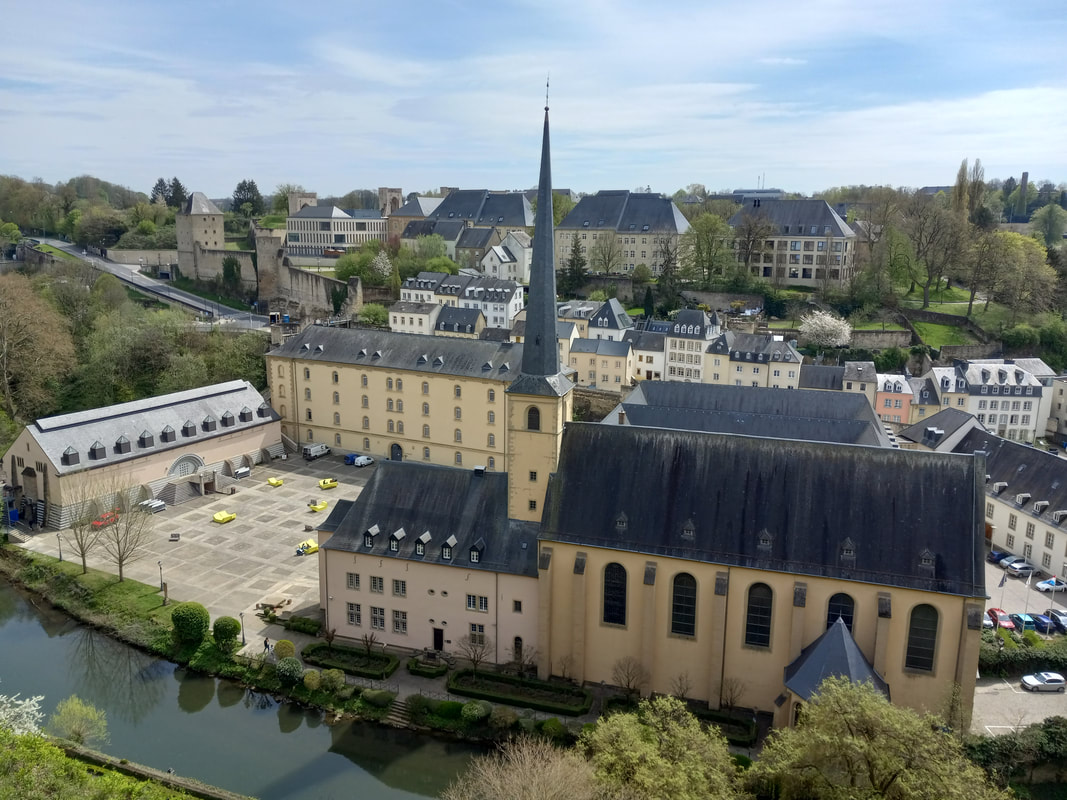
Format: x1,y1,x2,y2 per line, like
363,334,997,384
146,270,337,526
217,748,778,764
302,443,331,461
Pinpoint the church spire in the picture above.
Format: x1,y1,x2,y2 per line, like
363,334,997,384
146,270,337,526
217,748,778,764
511,95,572,397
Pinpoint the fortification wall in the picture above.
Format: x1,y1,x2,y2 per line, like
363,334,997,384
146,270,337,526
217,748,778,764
107,249,178,266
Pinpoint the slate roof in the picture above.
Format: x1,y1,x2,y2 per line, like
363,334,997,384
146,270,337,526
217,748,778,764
727,199,854,239
843,362,876,383
510,320,575,340
291,204,351,219
604,382,892,447
403,272,447,292
909,376,940,406
271,325,523,381
182,192,222,216
557,301,599,320
456,227,495,250
29,380,277,475
557,191,689,235
487,245,516,264
321,460,539,578
435,306,484,331
589,299,634,332
480,327,513,342
666,309,717,340
428,190,533,228
570,339,632,358
708,331,800,363
799,365,845,391
392,196,443,217
541,423,985,598
389,301,438,316
952,428,1067,525
784,618,889,701
876,374,912,396
898,408,981,447
622,329,666,353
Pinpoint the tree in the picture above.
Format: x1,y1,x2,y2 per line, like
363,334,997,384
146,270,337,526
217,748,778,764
1030,203,1067,248
221,255,242,294
212,616,241,652
747,677,1010,800
903,192,963,307
232,179,264,216
0,273,76,421
0,221,21,251
442,736,604,800
168,177,188,210
150,178,169,206
582,695,743,800
800,310,852,349
74,207,129,248
681,213,735,284
560,232,587,296
0,692,44,735
589,234,623,274
415,233,446,261
272,183,305,213
611,655,650,702
455,633,494,675
631,263,651,286
47,696,108,747
359,303,388,327
733,211,775,280
656,238,681,313
171,601,210,644
996,232,1058,324
959,228,1006,317
98,494,155,581
642,286,654,319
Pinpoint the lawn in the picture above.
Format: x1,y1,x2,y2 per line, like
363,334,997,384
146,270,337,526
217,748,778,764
911,321,978,348
36,243,78,261
224,241,253,251
902,284,972,304
258,214,286,229
851,320,907,331
171,277,251,311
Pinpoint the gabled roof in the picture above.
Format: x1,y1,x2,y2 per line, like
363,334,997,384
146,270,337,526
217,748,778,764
908,376,940,405
557,191,689,235
799,364,845,391
182,192,222,216
622,329,666,353
428,190,533,228
29,380,277,475
842,362,876,383
456,227,495,250
435,306,484,330
784,618,889,701
487,245,517,264
271,325,523,380
510,320,575,340
898,408,985,450
589,299,634,331
290,204,351,219
708,331,800,363
389,301,439,315
570,339,632,357
393,196,443,218
542,423,984,597
605,382,892,447
321,461,538,577
728,199,854,238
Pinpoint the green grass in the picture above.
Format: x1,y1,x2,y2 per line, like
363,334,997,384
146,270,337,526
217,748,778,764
170,276,251,311
258,214,286,229
36,243,79,261
902,284,972,304
767,320,800,329
224,241,253,251
911,321,978,348
851,320,907,331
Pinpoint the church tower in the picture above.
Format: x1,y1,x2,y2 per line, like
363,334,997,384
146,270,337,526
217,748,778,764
506,100,574,522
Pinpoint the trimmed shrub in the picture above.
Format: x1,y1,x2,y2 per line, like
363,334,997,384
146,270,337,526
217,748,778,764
361,689,395,709
303,669,321,691
407,657,449,679
320,669,345,693
488,705,518,731
540,717,567,743
212,616,241,650
302,642,400,679
273,639,296,660
276,656,303,685
285,616,322,636
406,695,431,718
461,700,492,723
447,669,593,716
171,602,210,645
435,700,464,720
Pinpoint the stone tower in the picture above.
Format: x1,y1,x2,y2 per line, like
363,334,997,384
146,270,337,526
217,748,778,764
378,187,403,217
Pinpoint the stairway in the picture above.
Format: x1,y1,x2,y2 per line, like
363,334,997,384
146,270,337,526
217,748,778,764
381,698,410,728
156,481,202,507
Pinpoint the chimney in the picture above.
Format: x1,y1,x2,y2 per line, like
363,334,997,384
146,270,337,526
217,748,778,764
1017,171,1029,219
618,409,627,425
473,465,486,476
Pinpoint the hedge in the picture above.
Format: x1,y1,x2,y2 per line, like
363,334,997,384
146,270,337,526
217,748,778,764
301,642,400,679
447,669,593,716
285,615,323,636
407,657,449,679
978,637,1067,677
690,706,759,747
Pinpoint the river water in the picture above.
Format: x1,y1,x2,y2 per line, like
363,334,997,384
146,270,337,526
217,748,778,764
0,580,483,799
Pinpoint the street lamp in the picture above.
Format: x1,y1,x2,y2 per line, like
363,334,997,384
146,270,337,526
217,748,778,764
57,533,63,562
157,560,163,591
239,611,246,645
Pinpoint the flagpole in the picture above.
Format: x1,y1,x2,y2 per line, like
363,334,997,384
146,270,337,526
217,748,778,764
999,570,1007,608
1024,571,1032,618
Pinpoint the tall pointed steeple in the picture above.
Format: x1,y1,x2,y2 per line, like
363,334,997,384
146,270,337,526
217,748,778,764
509,97,573,397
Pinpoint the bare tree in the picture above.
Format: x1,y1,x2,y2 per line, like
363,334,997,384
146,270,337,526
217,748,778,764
903,192,964,308
455,633,494,676
509,642,540,677
589,234,623,274
61,478,105,575
611,655,650,702
97,481,154,582
360,632,380,656
323,627,336,653
669,671,692,700
555,654,576,682
719,677,746,712
733,211,775,283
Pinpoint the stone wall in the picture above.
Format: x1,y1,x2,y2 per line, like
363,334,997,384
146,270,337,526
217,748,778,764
187,244,257,292
106,249,178,266
851,329,914,350
939,343,1004,362
573,385,630,423
903,308,992,343
578,274,636,304
681,291,764,312
271,264,359,320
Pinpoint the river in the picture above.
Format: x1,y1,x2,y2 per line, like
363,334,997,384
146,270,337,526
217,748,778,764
0,580,483,799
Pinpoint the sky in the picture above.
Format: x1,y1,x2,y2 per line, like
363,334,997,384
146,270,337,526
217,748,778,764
2,0,1066,200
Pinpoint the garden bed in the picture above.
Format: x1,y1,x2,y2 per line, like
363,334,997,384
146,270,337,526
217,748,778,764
302,641,399,679
407,656,449,678
447,669,593,716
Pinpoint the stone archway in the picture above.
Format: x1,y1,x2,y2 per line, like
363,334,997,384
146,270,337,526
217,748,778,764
168,453,205,477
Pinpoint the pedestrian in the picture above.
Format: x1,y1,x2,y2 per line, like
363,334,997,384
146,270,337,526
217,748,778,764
264,637,270,653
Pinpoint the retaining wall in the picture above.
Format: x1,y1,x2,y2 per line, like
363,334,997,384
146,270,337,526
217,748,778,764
106,249,178,266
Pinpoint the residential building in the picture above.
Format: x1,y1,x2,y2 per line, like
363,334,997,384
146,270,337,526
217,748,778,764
623,329,666,381
797,362,876,406
876,373,913,424
286,202,386,257
908,376,941,424
567,339,634,390
455,227,499,270
4,381,281,529
664,309,720,382
425,189,533,233
481,230,533,284
727,199,856,288
586,298,634,341
556,301,600,338
400,272,524,328
434,307,485,339
1047,376,1067,443
897,408,987,452
399,219,470,260
554,190,690,275
926,359,1045,442
388,302,441,335
705,331,803,389
386,195,443,241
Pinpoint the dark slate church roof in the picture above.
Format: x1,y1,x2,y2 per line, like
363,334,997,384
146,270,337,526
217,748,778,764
541,424,986,598
605,382,892,447
784,618,889,701
321,461,538,577
798,364,845,391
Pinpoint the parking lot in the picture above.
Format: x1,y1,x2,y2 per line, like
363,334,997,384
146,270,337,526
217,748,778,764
973,557,1067,734
21,453,374,623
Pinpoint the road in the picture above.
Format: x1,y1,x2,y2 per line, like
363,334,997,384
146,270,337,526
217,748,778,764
36,238,269,330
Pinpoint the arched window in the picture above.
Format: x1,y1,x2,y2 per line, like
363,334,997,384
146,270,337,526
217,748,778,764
745,583,772,647
487,434,495,447
304,388,311,400
332,391,339,404
386,378,393,390
303,367,310,380
487,411,495,424
334,433,341,444
280,405,286,417
527,406,541,431
307,429,313,440
396,379,403,391
363,437,370,450
826,593,855,632
332,371,338,384
387,420,395,433
362,395,369,408
277,365,283,376
422,381,429,395
603,563,627,625
278,385,285,398
397,400,403,413
361,374,368,387
387,398,394,411
423,447,430,460
454,429,462,443
333,412,340,425
397,421,404,434
362,416,369,429
422,402,430,415
671,573,697,636
454,407,462,420
454,452,463,465
423,424,430,438
905,604,938,672
488,389,495,402
487,456,495,470
454,385,462,398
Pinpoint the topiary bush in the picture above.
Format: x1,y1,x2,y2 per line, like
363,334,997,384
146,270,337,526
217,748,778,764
303,669,321,691
274,639,296,660
171,602,210,645
361,689,395,709
461,700,492,723
321,669,345,693
276,656,304,685
435,700,464,719
540,717,567,743
212,616,241,650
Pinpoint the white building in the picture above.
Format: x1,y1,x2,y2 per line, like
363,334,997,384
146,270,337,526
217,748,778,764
286,204,386,257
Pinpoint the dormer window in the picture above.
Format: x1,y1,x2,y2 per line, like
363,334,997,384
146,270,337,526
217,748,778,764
239,407,253,423
257,403,270,417
220,411,235,428
681,519,695,541
88,441,105,460
114,435,131,454
470,537,486,563
470,548,480,562
181,421,196,437
61,446,80,466
160,425,176,443
364,534,374,548
138,430,154,448
202,416,217,432
615,513,628,531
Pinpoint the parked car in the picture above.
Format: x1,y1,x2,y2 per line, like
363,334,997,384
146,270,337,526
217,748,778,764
982,615,995,629
295,538,319,556
351,455,374,467
1046,608,1067,634
91,509,119,528
212,510,236,524
1031,614,1056,634
999,555,1027,570
1010,613,1036,631
318,478,338,490
987,608,1015,630
1007,561,1040,578
137,499,166,514
302,443,330,461
1021,672,1066,693
987,549,1013,564
1036,577,1067,593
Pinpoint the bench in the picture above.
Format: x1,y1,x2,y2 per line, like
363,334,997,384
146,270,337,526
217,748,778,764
168,533,181,542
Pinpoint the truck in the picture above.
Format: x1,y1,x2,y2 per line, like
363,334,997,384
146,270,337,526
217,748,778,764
302,443,330,461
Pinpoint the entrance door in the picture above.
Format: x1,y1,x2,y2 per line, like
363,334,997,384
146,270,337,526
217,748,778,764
391,443,403,461
433,628,444,651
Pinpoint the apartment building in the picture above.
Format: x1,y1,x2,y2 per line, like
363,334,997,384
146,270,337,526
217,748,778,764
926,359,1048,443
567,339,635,390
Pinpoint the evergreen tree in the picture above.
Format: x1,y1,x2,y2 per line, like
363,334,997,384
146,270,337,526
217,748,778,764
168,177,188,209
643,286,654,318
232,179,264,216
561,232,586,296
150,178,169,206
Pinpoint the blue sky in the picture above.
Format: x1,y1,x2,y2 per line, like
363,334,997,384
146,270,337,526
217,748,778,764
2,0,1065,199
